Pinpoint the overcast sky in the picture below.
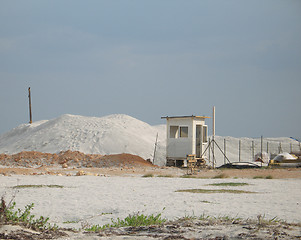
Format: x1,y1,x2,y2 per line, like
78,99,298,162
0,0,300,138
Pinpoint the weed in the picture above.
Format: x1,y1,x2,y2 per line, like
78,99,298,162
157,175,174,178
12,184,64,189
180,175,197,178
175,188,256,194
257,214,282,227
85,212,166,232
0,197,58,231
208,182,249,187
142,173,154,178
212,173,228,179
253,175,273,179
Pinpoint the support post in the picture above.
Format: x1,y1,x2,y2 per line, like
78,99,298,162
28,87,32,124
252,141,254,161
153,133,158,164
239,140,241,162
212,106,215,168
224,138,226,165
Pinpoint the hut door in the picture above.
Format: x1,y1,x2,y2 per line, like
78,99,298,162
196,125,202,158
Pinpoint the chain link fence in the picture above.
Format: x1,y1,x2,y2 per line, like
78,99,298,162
207,137,301,167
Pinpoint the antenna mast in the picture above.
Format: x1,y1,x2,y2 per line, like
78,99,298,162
28,87,32,124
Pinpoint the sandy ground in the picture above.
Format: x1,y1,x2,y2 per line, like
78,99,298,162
1,165,301,179
1,173,301,239
1,151,301,239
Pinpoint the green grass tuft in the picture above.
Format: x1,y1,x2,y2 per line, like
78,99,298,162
12,184,64,189
85,212,166,232
0,197,58,231
180,174,197,178
212,173,228,179
253,175,273,179
208,182,249,187
142,173,154,178
176,188,256,194
157,175,174,178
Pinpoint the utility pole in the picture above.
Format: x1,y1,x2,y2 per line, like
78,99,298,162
28,87,32,124
153,133,158,165
212,106,215,168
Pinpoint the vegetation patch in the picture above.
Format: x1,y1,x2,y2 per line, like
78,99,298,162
208,182,249,187
12,184,64,189
180,174,197,178
212,173,228,179
157,175,174,178
176,188,256,194
0,197,58,231
142,173,154,178
253,175,273,179
85,212,166,232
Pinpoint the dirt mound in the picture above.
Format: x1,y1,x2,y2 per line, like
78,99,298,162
0,151,154,169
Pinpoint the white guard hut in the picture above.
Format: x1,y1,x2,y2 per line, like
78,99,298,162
161,115,210,167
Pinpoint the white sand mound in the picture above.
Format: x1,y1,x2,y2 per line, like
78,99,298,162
0,113,299,167
0,114,166,165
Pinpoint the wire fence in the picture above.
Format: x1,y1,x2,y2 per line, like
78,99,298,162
209,137,301,167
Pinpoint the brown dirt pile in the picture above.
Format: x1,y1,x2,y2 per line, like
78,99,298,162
0,151,154,169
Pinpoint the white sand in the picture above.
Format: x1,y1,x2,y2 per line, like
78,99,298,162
1,175,300,230
0,114,299,167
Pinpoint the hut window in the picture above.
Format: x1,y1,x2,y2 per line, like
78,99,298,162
170,126,179,138
180,126,188,138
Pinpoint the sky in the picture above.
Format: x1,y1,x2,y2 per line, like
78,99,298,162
0,0,300,138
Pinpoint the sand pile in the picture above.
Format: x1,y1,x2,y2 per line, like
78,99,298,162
0,151,154,168
0,114,166,165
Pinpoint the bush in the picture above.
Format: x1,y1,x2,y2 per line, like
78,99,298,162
0,197,57,231
85,212,166,232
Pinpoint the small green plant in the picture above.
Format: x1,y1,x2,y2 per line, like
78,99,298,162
212,173,228,179
176,188,256,194
180,174,197,178
142,173,154,178
208,182,249,187
157,175,174,178
253,175,264,179
0,197,58,231
253,175,273,179
12,184,64,189
257,214,282,227
85,212,166,232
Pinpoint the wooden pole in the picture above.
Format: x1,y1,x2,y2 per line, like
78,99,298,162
28,87,32,124
224,138,226,165
212,106,215,168
153,133,158,164
239,140,241,162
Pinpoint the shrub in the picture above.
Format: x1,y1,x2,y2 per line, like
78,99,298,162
85,212,166,232
142,173,154,178
0,197,57,231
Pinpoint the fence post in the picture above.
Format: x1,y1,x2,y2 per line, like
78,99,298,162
267,142,269,154
239,140,241,162
290,143,292,153
224,138,226,165
252,141,254,161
